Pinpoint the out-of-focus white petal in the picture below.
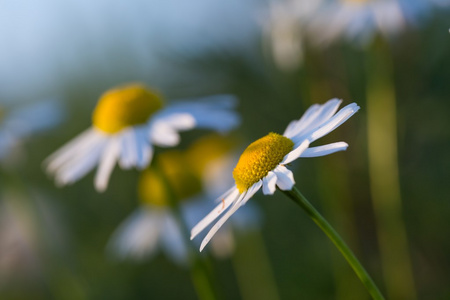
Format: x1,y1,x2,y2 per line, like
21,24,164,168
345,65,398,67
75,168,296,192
107,208,161,261
94,137,121,192
134,127,152,169
150,121,182,147
4,100,65,138
53,137,108,186
120,128,139,169
301,142,348,157
44,128,99,173
274,165,295,191
153,95,240,134
160,216,189,265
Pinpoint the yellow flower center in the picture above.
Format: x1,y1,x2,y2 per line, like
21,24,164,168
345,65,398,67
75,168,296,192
186,134,237,177
92,83,164,134
138,151,203,207
233,132,294,193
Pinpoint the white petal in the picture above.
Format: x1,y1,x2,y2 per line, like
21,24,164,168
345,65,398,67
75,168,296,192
300,142,348,157
118,129,134,169
94,138,121,192
199,192,247,252
45,128,98,173
309,103,360,142
54,138,108,186
274,165,295,191
262,171,277,195
107,208,161,261
199,182,261,251
190,187,239,240
280,139,310,165
134,127,152,169
118,129,138,169
283,99,341,138
150,122,181,147
152,95,240,134
239,181,262,206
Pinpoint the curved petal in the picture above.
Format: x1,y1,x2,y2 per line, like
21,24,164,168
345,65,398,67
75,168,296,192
199,191,247,252
44,128,99,173
308,103,360,143
280,139,310,165
190,187,239,240
262,171,277,195
152,95,240,134
107,208,162,261
274,165,295,191
283,99,341,138
53,135,108,186
300,142,348,157
94,137,121,192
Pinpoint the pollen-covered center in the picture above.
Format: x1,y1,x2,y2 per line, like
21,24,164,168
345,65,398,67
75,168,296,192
233,132,294,193
92,83,163,134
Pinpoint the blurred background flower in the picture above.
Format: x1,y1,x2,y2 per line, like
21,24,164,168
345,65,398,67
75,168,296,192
108,134,262,264
0,0,449,299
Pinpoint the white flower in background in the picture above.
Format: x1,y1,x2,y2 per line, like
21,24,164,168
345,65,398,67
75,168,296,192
306,0,442,46
191,99,359,251
108,136,261,264
0,100,64,164
44,83,240,192
261,0,321,71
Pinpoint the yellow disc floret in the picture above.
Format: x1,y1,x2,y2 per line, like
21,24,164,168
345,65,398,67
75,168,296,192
92,83,163,134
233,132,294,193
138,150,203,207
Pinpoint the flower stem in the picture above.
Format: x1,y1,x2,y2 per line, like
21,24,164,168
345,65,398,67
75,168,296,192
154,162,220,300
282,186,385,300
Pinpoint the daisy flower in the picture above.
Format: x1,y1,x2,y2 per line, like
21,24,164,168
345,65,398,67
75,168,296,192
0,100,64,164
306,0,439,46
108,135,260,264
44,83,240,192
191,98,359,251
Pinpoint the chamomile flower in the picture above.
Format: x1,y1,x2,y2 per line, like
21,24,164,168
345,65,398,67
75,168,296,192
108,135,260,264
307,0,438,46
191,98,359,251
0,100,64,165
44,83,240,192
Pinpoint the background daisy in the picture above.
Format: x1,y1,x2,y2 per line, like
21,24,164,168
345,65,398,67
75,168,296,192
108,135,261,264
44,83,240,192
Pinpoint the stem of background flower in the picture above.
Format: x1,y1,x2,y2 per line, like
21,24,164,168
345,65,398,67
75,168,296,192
231,230,280,300
366,37,417,300
282,186,385,300
154,163,220,300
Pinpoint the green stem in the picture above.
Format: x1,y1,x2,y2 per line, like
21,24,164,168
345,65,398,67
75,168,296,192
282,186,384,300
153,162,220,300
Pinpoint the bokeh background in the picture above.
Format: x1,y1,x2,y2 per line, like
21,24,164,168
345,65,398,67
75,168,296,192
1,0,449,299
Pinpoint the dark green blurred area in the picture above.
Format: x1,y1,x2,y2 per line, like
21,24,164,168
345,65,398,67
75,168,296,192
1,5,450,300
